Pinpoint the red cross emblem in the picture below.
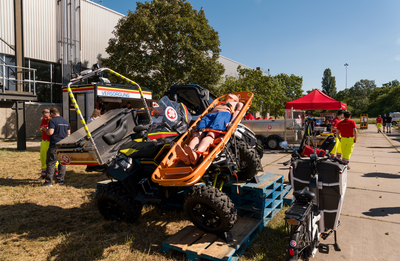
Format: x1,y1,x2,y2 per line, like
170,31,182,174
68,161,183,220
166,107,177,121
61,154,71,165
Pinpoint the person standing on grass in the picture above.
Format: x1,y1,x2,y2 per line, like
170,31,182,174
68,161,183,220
330,110,343,159
41,108,70,187
37,109,59,181
376,115,383,133
336,111,357,170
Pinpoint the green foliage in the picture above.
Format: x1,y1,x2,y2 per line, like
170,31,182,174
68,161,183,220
321,68,337,98
336,79,400,117
368,84,400,116
348,79,376,115
275,73,303,100
102,0,224,99
219,67,303,117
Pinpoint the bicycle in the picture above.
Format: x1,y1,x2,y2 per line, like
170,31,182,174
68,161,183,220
285,151,348,260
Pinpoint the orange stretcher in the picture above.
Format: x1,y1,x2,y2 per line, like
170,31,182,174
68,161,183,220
151,91,253,187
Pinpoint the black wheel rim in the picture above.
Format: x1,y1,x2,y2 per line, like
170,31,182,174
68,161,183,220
268,139,277,149
191,202,221,228
100,199,125,222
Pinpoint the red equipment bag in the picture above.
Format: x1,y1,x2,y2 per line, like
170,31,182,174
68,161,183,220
301,145,325,157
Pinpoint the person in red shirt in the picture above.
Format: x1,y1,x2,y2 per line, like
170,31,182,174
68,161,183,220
337,111,357,169
37,109,58,181
376,115,383,133
329,110,343,159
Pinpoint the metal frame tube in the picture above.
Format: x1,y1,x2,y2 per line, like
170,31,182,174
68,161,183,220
66,67,152,165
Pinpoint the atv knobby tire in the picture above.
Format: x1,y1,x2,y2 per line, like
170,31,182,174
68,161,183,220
236,140,262,180
184,185,237,234
96,182,143,223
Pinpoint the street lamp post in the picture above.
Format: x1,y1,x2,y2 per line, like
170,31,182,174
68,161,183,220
344,63,349,89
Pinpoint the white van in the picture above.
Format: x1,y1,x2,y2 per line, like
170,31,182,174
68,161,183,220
389,112,400,125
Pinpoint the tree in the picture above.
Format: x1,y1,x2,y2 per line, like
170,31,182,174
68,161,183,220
321,68,336,98
382,80,400,88
275,73,303,100
219,67,286,116
368,81,400,116
102,0,224,99
348,79,376,114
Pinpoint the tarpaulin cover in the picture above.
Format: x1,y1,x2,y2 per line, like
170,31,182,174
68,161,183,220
285,89,347,110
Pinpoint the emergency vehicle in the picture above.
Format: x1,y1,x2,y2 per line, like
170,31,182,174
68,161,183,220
389,112,400,125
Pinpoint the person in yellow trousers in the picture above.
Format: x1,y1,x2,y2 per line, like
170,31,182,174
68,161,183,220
329,110,343,159
336,111,357,170
37,109,58,181
376,115,383,133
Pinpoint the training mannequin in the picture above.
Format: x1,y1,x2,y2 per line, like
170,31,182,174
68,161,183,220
174,94,244,165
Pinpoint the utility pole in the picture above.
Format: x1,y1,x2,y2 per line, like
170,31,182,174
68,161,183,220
344,63,349,89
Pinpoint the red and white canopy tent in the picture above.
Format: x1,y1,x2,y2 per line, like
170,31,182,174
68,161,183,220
286,89,347,110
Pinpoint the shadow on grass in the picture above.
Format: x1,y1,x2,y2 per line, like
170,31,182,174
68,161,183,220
0,170,107,190
362,207,400,217
362,172,400,179
242,222,287,261
0,201,188,261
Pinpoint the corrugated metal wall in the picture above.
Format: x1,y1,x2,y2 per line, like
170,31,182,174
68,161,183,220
23,0,58,62
81,0,124,66
0,0,15,55
0,0,57,62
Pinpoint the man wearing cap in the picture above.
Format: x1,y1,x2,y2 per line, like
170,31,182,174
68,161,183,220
41,108,70,187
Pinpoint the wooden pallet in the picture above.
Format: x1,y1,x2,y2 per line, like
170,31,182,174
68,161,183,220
163,217,263,261
223,172,284,219
282,183,294,206
163,172,287,261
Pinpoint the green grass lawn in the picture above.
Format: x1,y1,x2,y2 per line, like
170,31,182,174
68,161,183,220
0,148,289,261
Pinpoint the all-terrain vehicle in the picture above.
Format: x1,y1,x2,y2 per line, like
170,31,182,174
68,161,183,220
56,68,263,234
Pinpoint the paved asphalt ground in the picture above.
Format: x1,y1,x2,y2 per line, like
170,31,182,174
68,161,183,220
1,124,399,260
262,124,400,261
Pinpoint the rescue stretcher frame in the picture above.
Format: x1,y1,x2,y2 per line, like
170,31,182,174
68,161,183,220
151,91,253,187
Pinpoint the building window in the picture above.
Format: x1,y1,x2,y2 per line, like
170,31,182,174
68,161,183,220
0,54,17,91
1,54,63,103
36,82,51,102
52,84,62,103
30,59,50,82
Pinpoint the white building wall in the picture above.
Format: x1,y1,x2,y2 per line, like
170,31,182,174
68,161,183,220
23,0,58,62
0,0,58,62
218,55,252,78
0,0,15,55
80,0,124,66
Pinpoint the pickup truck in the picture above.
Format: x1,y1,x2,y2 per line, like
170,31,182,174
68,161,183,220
242,118,304,150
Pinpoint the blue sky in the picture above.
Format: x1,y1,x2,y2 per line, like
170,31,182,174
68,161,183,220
101,0,400,93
